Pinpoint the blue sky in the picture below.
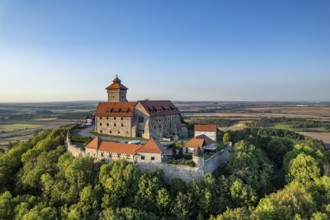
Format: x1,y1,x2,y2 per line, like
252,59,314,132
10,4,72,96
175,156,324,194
0,0,329,102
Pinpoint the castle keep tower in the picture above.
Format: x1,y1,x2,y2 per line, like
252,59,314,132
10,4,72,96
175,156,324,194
106,75,128,102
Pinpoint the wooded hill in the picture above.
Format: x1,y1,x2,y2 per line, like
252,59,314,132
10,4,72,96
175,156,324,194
0,127,329,219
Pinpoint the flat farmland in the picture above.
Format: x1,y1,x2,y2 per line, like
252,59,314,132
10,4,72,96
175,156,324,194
190,107,330,121
178,102,330,145
0,123,41,132
0,101,97,149
0,119,77,149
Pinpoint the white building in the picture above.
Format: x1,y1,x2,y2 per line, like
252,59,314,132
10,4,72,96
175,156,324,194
194,125,217,142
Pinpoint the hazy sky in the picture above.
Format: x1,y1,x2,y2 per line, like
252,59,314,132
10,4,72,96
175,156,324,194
0,0,329,102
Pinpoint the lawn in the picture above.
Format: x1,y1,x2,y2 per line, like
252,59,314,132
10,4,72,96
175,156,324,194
0,124,41,132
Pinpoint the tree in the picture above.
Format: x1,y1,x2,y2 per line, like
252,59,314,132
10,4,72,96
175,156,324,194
253,181,315,219
171,192,192,219
0,191,13,220
172,148,177,159
134,170,164,212
229,179,257,207
178,148,184,159
156,188,171,215
223,133,231,145
265,139,287,168
99,160,140,208
286,153,320,184
211,207,250,220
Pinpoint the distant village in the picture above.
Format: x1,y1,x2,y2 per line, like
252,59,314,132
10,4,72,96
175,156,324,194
67,76,231,181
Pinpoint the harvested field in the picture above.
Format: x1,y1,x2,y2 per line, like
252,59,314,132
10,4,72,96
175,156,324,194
219,122,248,132
192,112,329,120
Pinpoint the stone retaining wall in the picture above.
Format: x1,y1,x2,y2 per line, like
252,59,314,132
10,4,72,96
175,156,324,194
66,133,231,182
138,163,204,183
204,146,232,174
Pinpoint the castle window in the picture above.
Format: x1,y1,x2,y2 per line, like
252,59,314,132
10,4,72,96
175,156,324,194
118,131,120,134
114,117,116,120
100,117,102,119
107,117,109,120
100,130,103,133
121,117,123,120
114,123,116,127
100,123,102,126
121,124,124,127
101,152,104,157
141,155,145,160
109,131,112,134
151,156,155,161
107,123,109,126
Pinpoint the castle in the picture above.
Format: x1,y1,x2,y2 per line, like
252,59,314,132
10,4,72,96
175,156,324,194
95,75,182,139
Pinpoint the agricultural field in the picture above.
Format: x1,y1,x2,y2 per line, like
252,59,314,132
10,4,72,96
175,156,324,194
1,101,330,150
178,101,330,146
0,101,97,150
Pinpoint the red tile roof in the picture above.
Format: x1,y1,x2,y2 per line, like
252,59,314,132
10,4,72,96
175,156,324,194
95,102,136,117
85,137,167,155
137,138,165,153
105,76,128,90
98,142,141,155
86,136,141,155
184,137,205,149
139,100,180,116
86,136,101,149
106,83,128,90
196,134,216,145
194,125,217,132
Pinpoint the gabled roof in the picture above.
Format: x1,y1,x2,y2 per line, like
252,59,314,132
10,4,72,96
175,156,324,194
185,137,205,149
138,100,180,116
95,102,136,117
196,134,216,145
105,76,128,90
98,142,141,155
137,138,165,153
85,137,167,155
194,125,217,132
86,136,101,149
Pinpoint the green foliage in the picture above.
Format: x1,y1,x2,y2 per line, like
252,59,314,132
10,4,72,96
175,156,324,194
170,141,183,149
226,140,274,195
223,133,231,145
99,160,140,208
252,181,316,219
166,159,195,167
0,127,329,220
286,153,321,184
0,191,13,219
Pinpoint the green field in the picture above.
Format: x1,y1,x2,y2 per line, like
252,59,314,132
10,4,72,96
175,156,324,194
271,123,330,132
0,124,41,132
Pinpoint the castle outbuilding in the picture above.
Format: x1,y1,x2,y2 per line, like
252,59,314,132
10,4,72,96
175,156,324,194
95,76,182,139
